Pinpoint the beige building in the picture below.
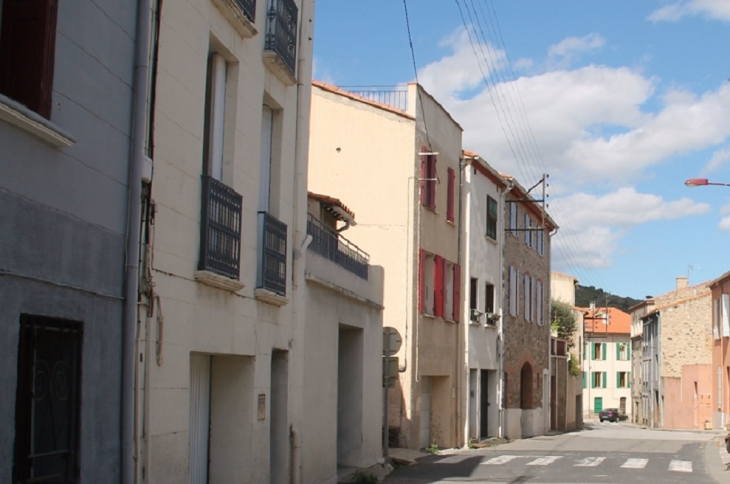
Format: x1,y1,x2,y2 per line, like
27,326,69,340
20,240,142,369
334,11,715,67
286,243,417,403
629,298,654,424
127,0,368,482
308,82,464,450
582,308,632,419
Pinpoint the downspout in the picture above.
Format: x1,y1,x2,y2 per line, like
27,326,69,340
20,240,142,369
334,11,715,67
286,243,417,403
456,156,465,447
123,0,153,482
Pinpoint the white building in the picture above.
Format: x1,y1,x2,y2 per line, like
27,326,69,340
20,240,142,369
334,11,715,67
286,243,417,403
461,151,508,441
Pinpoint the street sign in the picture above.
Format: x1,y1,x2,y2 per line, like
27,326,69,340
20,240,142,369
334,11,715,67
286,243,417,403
383,327,402,356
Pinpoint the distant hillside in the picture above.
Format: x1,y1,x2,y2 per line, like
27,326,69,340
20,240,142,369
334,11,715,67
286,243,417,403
575,285,641,313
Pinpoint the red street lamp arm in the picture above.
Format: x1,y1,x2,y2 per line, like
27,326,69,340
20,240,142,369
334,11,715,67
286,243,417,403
685,178,730,187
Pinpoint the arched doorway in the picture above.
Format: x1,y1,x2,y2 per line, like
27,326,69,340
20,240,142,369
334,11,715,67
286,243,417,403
520,362,533,410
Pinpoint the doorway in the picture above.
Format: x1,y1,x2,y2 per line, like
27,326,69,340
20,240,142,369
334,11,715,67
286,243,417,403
480,370,489,438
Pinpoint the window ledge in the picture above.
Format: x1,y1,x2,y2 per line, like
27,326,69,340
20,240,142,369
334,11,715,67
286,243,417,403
255,288,289,307
422,313,435,319
485,235,498,244
0,93,75,147
211,0,257,38
194,270,244,292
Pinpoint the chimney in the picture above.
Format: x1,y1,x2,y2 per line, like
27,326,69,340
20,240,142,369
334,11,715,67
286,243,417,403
676,276,688,290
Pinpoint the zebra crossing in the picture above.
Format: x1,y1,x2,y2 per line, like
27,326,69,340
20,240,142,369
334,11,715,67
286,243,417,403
469,454,694,472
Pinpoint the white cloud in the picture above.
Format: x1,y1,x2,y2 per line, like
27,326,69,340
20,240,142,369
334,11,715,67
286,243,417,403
719,216,730,229
649,0,730,22
547,34,605,68
702,147,730,173
312,57,335,85
550,188,711,268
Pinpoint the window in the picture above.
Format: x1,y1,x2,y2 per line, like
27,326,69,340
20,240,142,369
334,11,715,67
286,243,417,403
484,283,494,314
509,202,518,235
259,104,275,212
617,343,630,360
523,274,532,322
591,371,607,388
422,252,435,316
617,371,630,388
486,195,498,240
14,315,82,483
509,266,519,317
535,279,544,325
524,214,533,247
203,52,228,181
722,294,730,337
714,298,720,340
445,260,454,319
536,228,545,255
470,277,478,322
446,167,455,222
420,151,437,210
592,342,606,360
0,0,59,118
432,256,460,321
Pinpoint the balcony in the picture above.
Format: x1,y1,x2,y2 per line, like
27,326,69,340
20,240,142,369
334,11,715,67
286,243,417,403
307,213,369,280
212,0,257,38
257,211,287,299
198,176,242,283
263,0,298,85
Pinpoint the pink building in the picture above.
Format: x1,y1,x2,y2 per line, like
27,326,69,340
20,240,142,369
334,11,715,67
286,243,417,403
710,271,730,430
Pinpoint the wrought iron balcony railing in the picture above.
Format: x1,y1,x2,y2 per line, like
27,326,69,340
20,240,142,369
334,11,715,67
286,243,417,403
340,86,409,112
307,213,369,280
265,0,298,76
258,211,287,296
238,0,256,22
198,176,243,280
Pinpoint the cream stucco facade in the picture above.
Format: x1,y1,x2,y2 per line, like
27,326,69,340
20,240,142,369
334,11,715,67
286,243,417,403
308,82,464,450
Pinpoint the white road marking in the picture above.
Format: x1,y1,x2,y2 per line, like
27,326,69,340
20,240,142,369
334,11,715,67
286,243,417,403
621,458,648,469
526,456,563,466
668,460,693,472
574,456,606,467
481,455,520,465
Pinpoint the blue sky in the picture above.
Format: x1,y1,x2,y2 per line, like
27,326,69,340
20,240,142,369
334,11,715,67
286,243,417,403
312,0,730,300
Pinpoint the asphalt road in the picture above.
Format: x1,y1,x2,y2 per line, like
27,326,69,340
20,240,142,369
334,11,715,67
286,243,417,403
384,421,728,484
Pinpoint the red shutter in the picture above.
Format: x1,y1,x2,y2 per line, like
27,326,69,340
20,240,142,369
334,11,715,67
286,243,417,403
453,263,461,322
429,156,437,210
418,248,425,314
434,255,444,317
446,167,455,222
0,0,58,118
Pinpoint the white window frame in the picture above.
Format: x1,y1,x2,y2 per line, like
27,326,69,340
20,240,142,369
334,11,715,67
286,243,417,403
722,294,730,337
206,53,227,181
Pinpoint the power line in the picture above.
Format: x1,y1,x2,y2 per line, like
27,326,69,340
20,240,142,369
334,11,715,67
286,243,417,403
401,0,433,150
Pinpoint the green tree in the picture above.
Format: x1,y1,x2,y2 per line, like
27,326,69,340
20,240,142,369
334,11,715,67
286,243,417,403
551,299,577,345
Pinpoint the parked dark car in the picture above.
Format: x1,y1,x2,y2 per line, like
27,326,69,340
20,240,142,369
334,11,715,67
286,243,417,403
598,408,628,423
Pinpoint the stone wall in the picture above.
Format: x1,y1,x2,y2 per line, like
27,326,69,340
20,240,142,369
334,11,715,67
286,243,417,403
660,292,712,378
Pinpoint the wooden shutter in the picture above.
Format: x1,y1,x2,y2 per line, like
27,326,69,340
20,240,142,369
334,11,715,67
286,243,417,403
616,372,620,388
582,372,586,389
616,343,620,361
434,255,444,317
0,0,58,118
591,343,596,360
453,264,461,322
446,167,455,222
418,249,425,314
628,373,631,388
602,371,607,388
591,373,596,388
602,343,607,360
627,344,631,360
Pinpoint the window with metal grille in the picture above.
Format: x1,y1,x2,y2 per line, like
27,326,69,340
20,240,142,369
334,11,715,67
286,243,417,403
14,315,82,483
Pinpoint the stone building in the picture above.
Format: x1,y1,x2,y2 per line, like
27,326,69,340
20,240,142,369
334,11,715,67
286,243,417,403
501,174,556,439
640,278,713,429
0,0,137,480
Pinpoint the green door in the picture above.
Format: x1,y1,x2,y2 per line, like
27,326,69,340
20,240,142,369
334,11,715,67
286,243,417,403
594,396,603,413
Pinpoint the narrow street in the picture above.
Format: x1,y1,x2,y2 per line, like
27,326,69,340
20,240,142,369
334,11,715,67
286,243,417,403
385,422,729,484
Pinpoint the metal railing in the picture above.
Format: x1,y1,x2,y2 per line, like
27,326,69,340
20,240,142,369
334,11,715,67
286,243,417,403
307,213,369,280
198,176,242,279
265,0,298,75
258,211,287,295
237,0,256,22
340,86,409,112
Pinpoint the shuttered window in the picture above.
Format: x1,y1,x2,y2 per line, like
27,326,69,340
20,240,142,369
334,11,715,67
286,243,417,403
418,249,425,314
434,255,444,317
0,0,59,118
446,167,455,222
453,264,461,322
421,149,437,210
486,195,498,240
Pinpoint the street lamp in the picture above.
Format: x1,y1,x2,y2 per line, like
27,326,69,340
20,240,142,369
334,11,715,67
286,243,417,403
685,178,730,188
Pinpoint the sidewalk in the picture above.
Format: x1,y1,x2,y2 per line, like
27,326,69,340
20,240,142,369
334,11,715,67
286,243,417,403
705,434,730,484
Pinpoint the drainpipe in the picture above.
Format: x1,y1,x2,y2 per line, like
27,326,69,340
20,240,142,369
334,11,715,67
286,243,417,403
123,0,153,481
456,157,464,447
290,426,300,484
